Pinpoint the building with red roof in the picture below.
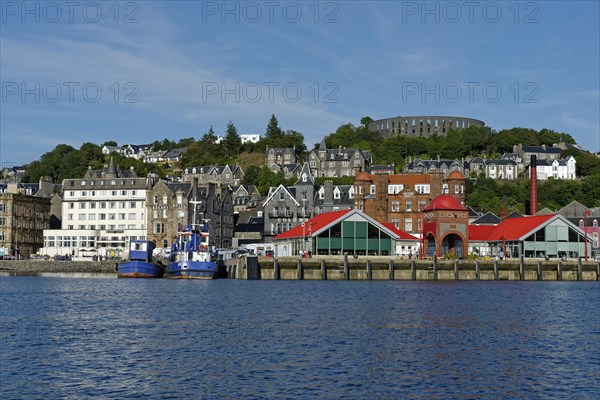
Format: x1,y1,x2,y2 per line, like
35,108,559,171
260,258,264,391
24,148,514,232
468,214,592,259
273,209,419,257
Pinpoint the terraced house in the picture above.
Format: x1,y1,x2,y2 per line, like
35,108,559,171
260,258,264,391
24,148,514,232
147,179,234,249
182,165,244,186
0,179,53,259
309,139,372,178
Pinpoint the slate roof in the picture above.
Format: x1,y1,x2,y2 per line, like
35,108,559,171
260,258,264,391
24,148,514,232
521,146,562,154
471,212,501,225
314,185,354,206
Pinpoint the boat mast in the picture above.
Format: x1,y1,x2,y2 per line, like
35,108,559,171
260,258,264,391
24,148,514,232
189,195,201,230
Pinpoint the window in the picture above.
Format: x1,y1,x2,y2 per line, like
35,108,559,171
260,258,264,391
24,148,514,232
81,191,87,197
68,214,73,221
279,191,285,201
406,201,412,212
79,214,86,221
0,217,5,226
119,213,126,220
118,202,125,209
110,202,116,209
111,191,117,196
69,203,75,209
334,188,340,199
163,195,168,205
162,209,167,218
455,185,459,194
405,219,413,232
0,203,3,212
153,210,158,219
100,202,107,209
90,202,96,209
99,213,106,220
88,214,96,220
392,201,400,212
388,185,404,194
155,223,164,234
370,185,376,195
153,196,158,204
415,184,430,194
130,202,136,208
391,219,400,229
109,213,116,220
129,213,136,220
176,195,182,205
79,203,86,209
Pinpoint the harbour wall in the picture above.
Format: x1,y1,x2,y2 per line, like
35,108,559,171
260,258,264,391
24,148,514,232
2,258,599,281
0,260,119,275
225,256,600,281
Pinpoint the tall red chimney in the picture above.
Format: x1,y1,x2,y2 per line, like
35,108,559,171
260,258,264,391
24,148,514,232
530,155,538,215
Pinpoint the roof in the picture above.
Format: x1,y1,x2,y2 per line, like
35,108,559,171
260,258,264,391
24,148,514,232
355,171,373,182
448,170,465,179
381,223,419,241
471,212,501,225
274,209,352,239
273,209,407,241
469,214,555,241
426,195,467,211
522,146,562,154
387,174,431,186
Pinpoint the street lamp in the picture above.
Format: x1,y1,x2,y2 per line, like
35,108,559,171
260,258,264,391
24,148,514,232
584,209,591,262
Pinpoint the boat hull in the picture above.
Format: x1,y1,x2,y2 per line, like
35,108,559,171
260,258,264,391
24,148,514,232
164,261,224,279
118,261,165,278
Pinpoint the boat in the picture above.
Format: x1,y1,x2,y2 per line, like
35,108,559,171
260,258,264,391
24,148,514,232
165,222,226,279
117,240,165,278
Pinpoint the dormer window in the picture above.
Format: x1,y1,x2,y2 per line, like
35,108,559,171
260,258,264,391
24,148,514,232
319,189,324,199
334,188,340,199
302,173,307,182
279,191,285,201
370,185,376,195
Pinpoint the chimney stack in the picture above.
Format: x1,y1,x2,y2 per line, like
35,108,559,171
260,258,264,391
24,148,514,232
530,155,538,215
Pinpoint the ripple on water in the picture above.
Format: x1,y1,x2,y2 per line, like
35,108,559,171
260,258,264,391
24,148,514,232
1,278,599,399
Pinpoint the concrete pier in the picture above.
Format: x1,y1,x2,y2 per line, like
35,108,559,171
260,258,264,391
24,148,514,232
2,258,599,281
226,256,600,281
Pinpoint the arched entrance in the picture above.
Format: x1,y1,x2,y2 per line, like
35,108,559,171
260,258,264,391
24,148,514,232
426,233,436,256
442,233,464,258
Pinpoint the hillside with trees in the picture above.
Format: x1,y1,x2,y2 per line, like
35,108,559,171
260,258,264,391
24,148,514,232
17,115,599,211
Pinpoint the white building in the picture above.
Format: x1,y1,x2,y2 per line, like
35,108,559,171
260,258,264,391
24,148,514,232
528,156,577,180
40,159,153,260
241,134,261,144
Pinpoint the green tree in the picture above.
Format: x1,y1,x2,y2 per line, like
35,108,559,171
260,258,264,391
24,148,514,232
241,165,261,187
265,114,283,139
360,116,374,127
223,121,242,159
257,167,286,195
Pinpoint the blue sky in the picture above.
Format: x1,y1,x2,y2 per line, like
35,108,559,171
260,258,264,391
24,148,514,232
1,1,599,166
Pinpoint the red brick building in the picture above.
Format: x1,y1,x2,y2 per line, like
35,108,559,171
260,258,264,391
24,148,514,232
423,195,469,257
353,169,466,234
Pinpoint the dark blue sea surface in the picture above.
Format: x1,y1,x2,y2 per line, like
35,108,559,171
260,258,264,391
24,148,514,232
1,276,599,399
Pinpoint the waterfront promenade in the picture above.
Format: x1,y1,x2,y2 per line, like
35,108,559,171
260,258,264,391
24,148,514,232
2,257,599,281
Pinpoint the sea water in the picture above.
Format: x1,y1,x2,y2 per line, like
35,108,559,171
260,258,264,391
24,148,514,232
1,277,599,399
